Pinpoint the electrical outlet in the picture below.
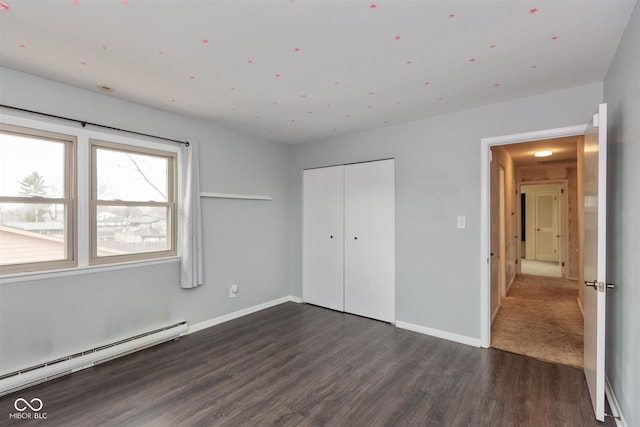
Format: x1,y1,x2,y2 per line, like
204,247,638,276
229,283,239,298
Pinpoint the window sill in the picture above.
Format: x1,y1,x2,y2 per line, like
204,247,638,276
0,256,181,285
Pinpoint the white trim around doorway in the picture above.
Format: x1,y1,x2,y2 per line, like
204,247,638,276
479,124,587,348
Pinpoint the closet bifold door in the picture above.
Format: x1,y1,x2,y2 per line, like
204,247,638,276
344,159,396,323
302,165,345,311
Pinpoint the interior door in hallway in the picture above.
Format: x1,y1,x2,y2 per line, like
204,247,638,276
535,189,560,262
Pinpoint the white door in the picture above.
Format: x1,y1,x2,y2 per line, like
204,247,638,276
344,159,395,323
583,103,608,421
535,190,559,262
303,166,344,311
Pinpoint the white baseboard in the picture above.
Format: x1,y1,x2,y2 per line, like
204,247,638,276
506,274,515,293
395,320,481,347
187,295,300,335
606,376,627,427
2,296,301,395
491,303,501,323
577,297,584,317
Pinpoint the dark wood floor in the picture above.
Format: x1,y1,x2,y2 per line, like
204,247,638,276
1,302,613,426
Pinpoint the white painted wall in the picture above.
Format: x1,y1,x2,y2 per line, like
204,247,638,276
288,82,603,340
603,2,640,425
0,67,291,374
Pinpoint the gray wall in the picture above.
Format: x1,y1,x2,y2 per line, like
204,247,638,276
604,2,640,425
289,82,603,339
0,67,291,373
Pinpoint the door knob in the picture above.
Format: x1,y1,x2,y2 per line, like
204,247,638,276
585,281,615,291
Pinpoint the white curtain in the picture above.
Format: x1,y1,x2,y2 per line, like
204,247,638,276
180,141,204,289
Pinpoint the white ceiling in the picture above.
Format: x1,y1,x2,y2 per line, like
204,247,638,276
0,0,636,144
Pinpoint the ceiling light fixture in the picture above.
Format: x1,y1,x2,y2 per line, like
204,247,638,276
534,150,553,157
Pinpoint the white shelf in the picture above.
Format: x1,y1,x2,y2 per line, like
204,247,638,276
200,192,272,201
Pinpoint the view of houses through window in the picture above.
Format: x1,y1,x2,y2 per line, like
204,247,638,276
91,140,176,262
0,123,177,274
0,125,74,272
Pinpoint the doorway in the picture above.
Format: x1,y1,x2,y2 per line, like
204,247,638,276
491,139,581,367
480,126,586,368
520,182,566,278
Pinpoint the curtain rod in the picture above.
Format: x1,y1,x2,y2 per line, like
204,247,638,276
0,104,189,146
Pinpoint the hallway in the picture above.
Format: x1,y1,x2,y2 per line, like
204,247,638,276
520,259,563,278
491,274,583,368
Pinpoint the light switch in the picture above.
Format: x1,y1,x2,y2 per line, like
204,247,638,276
457,215,466,229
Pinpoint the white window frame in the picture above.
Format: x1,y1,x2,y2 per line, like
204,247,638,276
0,123,77,274
0,114,182,280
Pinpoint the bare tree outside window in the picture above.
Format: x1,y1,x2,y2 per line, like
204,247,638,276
90,139,176,264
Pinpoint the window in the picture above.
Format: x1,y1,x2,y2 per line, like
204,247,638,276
0,124,76,273
90,140,177,264
0,120,180,276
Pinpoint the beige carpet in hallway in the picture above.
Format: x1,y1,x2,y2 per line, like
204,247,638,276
491,274,583,368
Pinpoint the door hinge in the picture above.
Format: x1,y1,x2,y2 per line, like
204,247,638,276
561,188,564,194
593,113,600,127
561,262,565,267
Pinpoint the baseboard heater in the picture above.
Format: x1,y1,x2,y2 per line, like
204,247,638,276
0,321,188,397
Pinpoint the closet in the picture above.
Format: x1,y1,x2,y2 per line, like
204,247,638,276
302,159,395,323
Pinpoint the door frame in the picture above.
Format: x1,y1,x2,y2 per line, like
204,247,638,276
498,167,506,299
480,124,586,347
